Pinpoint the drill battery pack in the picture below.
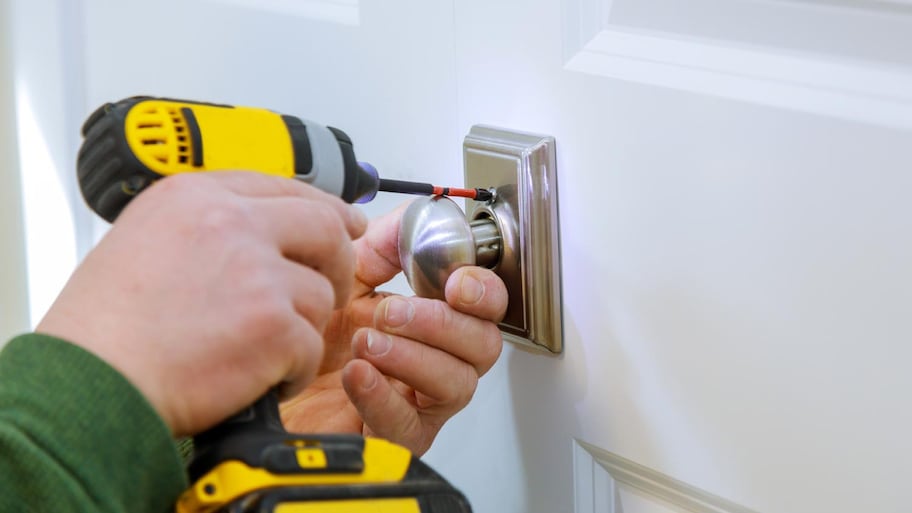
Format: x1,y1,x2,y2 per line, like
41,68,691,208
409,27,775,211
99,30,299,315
178,433,472,513
177,394,472,513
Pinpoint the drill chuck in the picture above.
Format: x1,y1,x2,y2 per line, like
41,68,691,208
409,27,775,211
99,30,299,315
354,161,380,204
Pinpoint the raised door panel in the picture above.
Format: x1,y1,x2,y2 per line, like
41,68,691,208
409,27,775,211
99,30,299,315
423,1,912,512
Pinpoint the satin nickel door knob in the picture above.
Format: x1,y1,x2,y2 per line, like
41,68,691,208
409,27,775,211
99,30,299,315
397,125,563,354
398,196,501,300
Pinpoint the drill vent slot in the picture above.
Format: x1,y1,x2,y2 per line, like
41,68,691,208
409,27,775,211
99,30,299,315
129,105,193,167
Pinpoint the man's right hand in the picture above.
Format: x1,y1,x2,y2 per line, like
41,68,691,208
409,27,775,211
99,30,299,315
36,171,367,437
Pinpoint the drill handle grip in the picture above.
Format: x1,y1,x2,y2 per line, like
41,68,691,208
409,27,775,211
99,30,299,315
187,390,285,481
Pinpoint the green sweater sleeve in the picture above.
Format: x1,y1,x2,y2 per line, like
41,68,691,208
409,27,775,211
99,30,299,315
0,333,187,512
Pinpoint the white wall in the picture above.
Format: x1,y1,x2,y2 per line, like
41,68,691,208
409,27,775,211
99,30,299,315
8,0,91,331
0,0,30,343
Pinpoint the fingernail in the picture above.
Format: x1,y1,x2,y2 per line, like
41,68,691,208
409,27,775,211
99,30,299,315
459,274,485,305
384,297,414,327
366,330,391,356
361,367,378,390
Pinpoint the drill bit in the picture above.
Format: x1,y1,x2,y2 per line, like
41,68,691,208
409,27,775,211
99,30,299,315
378,178,494,202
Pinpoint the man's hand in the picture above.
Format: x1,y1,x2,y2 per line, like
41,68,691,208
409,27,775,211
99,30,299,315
280,203,508,455
36,172,367,437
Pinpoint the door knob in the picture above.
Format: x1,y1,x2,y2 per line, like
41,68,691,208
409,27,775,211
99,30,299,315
397,125,564,354
398,195,501,300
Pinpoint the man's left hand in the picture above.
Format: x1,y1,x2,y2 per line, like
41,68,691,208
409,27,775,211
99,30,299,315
280,203,508,455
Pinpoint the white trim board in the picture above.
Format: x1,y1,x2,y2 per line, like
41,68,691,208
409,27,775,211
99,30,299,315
573,440,760,513
563,0,912,129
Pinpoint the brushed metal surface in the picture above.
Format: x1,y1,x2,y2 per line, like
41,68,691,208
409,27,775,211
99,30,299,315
464,125,563,354
470,217,502,268
398,196,501,300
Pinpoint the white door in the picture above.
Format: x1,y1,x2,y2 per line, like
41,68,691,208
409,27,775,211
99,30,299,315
15,1,912,512
434,2,912,512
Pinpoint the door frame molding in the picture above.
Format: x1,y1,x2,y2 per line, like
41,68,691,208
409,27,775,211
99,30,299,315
573,439,760,513
563,0,912,128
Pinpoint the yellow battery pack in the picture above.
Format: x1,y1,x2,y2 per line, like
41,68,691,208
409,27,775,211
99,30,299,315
177,394,472,513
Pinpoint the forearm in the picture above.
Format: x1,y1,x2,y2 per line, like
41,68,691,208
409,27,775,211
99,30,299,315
0,334,187,512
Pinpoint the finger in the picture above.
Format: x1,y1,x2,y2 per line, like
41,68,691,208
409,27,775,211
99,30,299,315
281,260,336,333
253,198,356,308
352,201,412,293
443,266,508,322
275,316,325,400
196,171,368,238
351,328,478,409
373,297,503,376
280,377,361,434
341,358,429,453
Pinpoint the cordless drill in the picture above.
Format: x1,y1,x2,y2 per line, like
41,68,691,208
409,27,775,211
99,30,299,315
78,97,474,513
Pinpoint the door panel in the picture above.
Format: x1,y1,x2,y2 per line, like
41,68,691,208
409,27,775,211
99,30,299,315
425,1,912,513
563,0,912,127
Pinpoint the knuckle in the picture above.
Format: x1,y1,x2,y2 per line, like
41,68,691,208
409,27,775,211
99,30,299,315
236,294,292,339
232,248,263,277
230,265,294,337
308,203,353,256
305,274,337,327
198,200,252,236
433,360,478,407
452,365,479,406
229,250,272,284
337,233,356,264
328,236,355,277
479,323,504,367
309,202,346,235
430,299,455,329
286,322,323,379
313,272,337,309
397,411,424,448
326,244,355,307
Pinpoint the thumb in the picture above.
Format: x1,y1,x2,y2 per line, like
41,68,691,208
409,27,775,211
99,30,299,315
353,200,412,294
